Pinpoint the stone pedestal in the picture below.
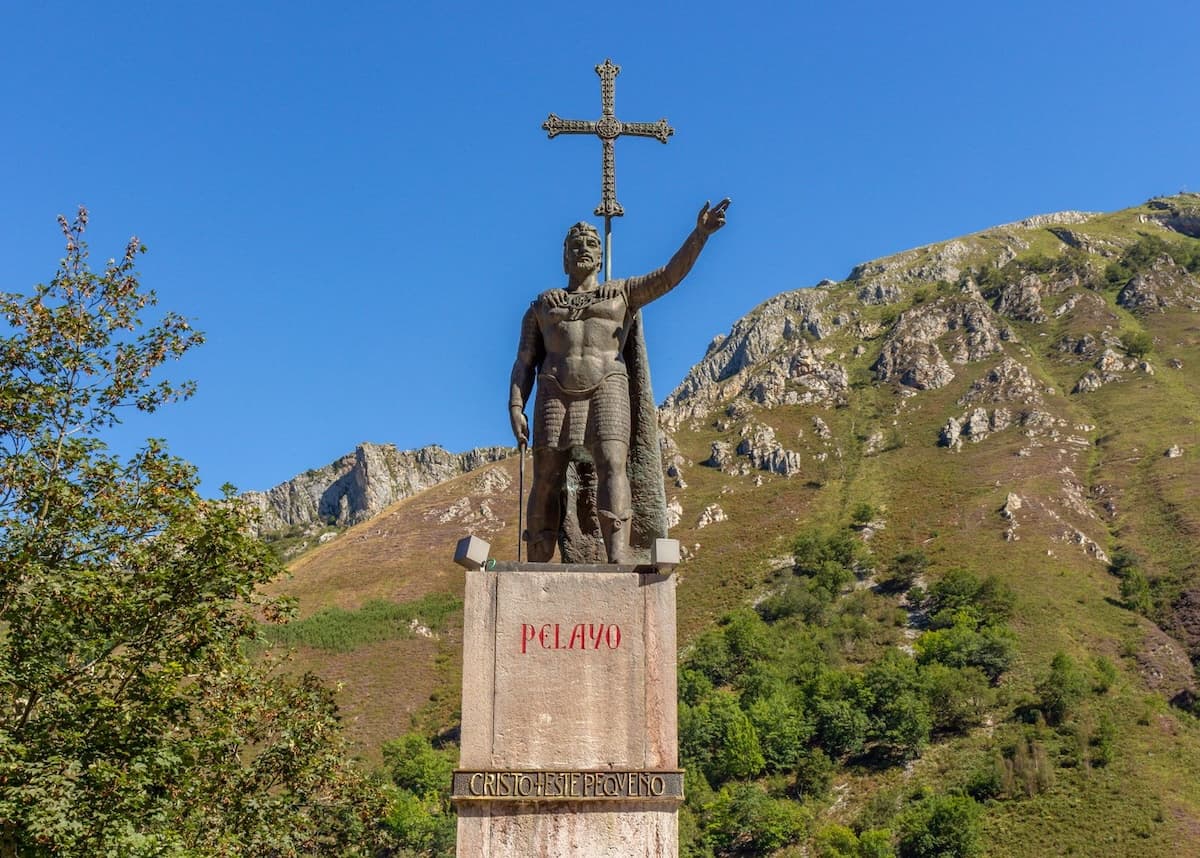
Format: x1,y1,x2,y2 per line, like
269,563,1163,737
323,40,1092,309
454,562,680,857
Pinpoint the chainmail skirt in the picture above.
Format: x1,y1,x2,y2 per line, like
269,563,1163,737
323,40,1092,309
533,372,630,450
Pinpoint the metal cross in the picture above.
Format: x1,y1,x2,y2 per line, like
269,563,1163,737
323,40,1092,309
542,58,674,220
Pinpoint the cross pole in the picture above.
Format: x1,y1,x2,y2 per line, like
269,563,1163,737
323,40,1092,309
542,58,674,281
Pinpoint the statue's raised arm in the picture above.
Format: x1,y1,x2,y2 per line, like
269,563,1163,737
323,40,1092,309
626,198,731,311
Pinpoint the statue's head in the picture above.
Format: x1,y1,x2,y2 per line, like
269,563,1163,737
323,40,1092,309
562,222,602,277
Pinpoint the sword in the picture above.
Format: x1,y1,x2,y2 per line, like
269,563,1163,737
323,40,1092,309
517,441,527,562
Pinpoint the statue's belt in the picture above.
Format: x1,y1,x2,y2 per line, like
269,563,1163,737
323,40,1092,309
538,370,627,399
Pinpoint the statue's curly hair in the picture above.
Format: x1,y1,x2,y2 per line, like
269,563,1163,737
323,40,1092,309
563,221,600,245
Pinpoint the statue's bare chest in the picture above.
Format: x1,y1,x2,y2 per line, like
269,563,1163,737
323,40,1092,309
536,287,630,348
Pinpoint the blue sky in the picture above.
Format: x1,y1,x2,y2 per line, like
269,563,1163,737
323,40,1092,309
2,2,1197,496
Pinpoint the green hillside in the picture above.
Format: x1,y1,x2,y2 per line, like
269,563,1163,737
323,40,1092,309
269,194,1200,856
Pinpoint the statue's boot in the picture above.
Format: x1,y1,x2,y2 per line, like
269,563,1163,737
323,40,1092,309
599,510,633,565
525,528,558,563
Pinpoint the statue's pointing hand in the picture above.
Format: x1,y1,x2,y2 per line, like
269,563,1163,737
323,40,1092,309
697,198,731,235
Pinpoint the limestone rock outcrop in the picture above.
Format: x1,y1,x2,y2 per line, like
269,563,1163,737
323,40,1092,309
1117,255,1200,313
873,299,1006,390
661,288,847,427
736,422,803,477
242,442,511,533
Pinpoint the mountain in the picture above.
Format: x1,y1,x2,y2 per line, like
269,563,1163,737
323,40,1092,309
243,441,511,545
261,194,1200,856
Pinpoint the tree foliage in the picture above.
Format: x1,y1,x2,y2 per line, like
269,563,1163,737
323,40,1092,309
380,734,456,856
0,210,390,855
895,793,982,858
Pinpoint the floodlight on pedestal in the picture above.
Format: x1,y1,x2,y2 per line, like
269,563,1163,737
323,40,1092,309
651,538,681,573
454,535,491,571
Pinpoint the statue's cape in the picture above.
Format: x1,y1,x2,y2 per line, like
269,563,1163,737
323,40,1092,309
557,307,667,564
623,309,668,555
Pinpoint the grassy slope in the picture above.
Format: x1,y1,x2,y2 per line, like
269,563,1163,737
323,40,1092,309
267,195,1200,852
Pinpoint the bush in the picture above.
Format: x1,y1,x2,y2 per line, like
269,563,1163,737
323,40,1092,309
866,652,931,760
759,575,831,623
1092,715,1117,767
1000,735,1054,798
380,733,457,856
814,824,861,857
793,748,835,799
921,664,991,734
721,609,773,676
851,502,880,527
1119,568,1153,614
812,672,872,758
916,613,1015,682
1094,656,1119,693
793,528,868,577
1121,330,1153,359
680,691,765,785
687,628,734,686
925,570,1015,628
707,783,810,854
1104,234,1174,286
965,755,1004,801
382,733,455,797
1036,652,1089,725
895,793,982,858
859,829,897,858
748,693,813,773
383,787,456,856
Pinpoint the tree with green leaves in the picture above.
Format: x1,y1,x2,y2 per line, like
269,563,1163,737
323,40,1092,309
0,210,391,856
895,793,982,858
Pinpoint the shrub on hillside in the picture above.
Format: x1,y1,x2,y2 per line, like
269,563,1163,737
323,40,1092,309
1121,330,1153,359
1001,735,1055,798
680,691,765,785
1036,652,1089,725
793,528,869,578
812,678,872,761
706,783,810,855
851,502,880,527
915,612,1015,682
792,748,835,799
866,652,932,760
383,733,455,797
748,693,813,773
758,576,831,623
687,627,735,686
921,664,992,734
381,733,457,856
895,793,982,858
924,569,1015,629
814,825,897,858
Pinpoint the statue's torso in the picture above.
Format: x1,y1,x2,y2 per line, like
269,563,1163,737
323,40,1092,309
534,283,630,394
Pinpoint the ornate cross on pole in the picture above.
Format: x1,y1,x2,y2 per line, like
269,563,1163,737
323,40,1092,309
542,58,674,281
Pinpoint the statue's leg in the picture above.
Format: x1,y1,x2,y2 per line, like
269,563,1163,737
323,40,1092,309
526,447,569,562
594,439,633,564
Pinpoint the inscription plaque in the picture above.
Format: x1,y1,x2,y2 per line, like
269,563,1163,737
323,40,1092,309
453,770,684,802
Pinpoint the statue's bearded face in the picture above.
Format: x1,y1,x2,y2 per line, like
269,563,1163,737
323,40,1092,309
563,224,602,277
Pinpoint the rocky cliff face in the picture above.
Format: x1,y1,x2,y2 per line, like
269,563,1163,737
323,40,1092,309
242,442,512,533
655,193,1200,670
